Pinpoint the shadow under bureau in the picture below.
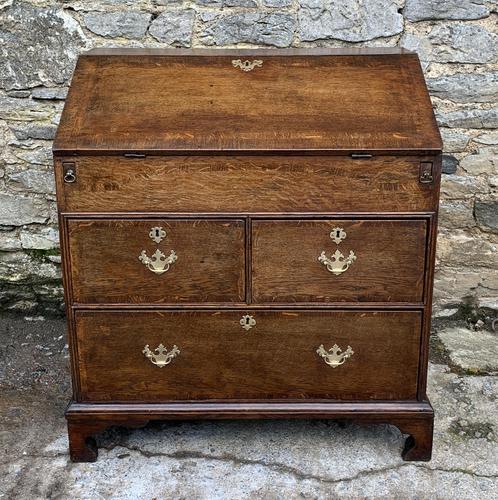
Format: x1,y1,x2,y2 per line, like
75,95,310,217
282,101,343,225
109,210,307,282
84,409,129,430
53,48,442,462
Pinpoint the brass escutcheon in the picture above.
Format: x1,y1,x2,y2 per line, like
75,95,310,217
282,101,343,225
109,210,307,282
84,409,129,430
143,344,180,367
330,227,347,244
232,59,263,72
317,344,354,368
240,314,256,331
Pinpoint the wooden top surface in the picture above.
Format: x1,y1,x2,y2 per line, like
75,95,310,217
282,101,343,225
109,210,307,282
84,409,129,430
54,48,442,156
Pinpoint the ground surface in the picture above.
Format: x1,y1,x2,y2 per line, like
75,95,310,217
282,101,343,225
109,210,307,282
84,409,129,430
0,314,497,499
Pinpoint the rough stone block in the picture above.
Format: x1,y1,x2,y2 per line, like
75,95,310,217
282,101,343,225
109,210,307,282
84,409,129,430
460,149,498,176
442,154,458,174
438,327,498,373
437,108,498,129
83,11,152,39
299,0,403,42
404,0,489,22
0,3,86,90
440,129,470,153
427,72,498,104
438,200,475,229
149,10,195,47
8,169,55,195
429,24,498,63
0,193,49,226
200,12,295,47
475,201,498,234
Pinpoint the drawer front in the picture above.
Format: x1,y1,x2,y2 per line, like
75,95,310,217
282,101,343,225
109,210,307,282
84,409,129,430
75,310,421,402
55,155,439,213
67,219,245,303
252,220,427,303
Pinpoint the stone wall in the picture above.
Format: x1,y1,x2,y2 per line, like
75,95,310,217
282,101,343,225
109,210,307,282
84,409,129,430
0,0,497,317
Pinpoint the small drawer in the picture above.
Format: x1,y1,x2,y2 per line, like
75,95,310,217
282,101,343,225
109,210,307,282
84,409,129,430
74,310,421,402
67,219,245,303
252,219,427,303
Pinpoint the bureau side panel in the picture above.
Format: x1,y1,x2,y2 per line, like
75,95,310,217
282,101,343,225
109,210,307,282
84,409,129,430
55,155,439,213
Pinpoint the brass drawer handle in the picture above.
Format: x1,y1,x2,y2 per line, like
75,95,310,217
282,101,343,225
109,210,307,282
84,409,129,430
139,249,177,275
143,344,180,367
318,249,356,275
317,344,354,368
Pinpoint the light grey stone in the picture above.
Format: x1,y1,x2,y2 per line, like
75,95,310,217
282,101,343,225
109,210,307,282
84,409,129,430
0,97,53,122
0,231,21,251
475,201,498,234
299,0,403,43
8,170,55,195
13,146,53,167
200,12,295,47
427,72,498,104
460,148,498,176
195,0,258,5
0,3,86,90
0,193,49,226
263,0,293,6
440,174,488,199
438,327,498,373
437,230,497,268
31,87,68,100
20,228,59,250
433,267,486,309
440,129,470,153
83,11,152,39
0,251,60,284
437,108,498,129
475,131,498,145
399,33,432,68
439,200,475,229
6,90,30,98
429,24,498,63
149,10,195,47
403,0,489,22
11,124,57,141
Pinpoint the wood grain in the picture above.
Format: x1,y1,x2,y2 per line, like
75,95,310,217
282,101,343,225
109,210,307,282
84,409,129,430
252,219,427,303
53,49,441,154
67,219,245,303
75,310,422,402
55,155,439,213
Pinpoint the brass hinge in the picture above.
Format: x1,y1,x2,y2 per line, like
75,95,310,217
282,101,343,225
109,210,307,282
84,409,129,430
419,161,434,184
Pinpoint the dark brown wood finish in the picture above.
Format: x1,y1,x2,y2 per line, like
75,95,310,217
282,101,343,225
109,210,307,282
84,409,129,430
252,219,427,303
67,219,245,303
54,49,441,463
65,400,434,462
55,156,439,213
53,49,441,155
74,310,422,401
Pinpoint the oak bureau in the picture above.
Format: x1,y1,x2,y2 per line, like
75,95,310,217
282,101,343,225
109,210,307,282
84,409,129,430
53,48,442,462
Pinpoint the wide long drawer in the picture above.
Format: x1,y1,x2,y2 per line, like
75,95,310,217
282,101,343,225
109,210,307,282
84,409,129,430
55,155,439,213
67,219,245,303
252,219,427,303
74,310,422,402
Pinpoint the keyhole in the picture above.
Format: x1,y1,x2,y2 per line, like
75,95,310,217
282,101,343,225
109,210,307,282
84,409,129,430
336,230,341,239
155,229,160,238
245,317,250,325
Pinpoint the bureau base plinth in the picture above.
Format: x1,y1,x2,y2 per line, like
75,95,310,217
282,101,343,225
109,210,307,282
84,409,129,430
65,400,434,463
